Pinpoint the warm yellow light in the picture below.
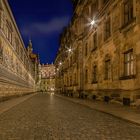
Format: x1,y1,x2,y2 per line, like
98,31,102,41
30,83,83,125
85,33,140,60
68,48,72,53
90,20,95,26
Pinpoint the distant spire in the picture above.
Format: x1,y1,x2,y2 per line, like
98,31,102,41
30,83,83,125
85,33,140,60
27,39,33,55
28,39,32,48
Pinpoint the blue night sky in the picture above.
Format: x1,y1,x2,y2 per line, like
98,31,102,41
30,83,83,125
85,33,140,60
8,0,73,64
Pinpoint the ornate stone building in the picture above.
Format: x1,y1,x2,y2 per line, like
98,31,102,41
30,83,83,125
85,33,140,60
55,0,140,105
0,0,37,99
40,64,55,92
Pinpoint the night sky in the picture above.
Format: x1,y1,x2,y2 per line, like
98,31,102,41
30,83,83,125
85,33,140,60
8,0,73,64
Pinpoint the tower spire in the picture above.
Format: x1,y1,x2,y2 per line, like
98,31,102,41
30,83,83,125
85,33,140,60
27,39,33,55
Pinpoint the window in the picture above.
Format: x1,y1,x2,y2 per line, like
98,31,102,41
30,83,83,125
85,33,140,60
92,65,97,83
0,12,2,29
123,0,133,25
124,49,134,76
85,43,88,56
67,77,69,86
73,73,76,85
84,7,90,18
70,76,72,86
91,0,98,15
105,59,111,80
104,17,111,41
85,69,88,83
0,41,3,63
103,0,109,4
70,56,72,66
92,32,97,51
84,7,90,32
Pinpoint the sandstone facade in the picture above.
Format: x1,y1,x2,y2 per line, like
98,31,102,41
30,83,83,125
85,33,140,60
0,0,37,99
40,64,55,92
55,0,140,105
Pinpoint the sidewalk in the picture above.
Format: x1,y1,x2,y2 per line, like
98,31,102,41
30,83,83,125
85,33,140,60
55,94,140,125
0,93,37,115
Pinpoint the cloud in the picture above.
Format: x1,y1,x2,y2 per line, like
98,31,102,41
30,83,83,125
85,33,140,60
21,16,70,36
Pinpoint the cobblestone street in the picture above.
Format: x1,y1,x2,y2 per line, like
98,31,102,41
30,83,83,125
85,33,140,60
0,93,140,140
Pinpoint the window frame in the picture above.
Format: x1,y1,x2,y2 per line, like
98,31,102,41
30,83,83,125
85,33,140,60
123,0,134,26
92,65,98,83
92,32,97,51
105,59,111,80
104,17,111,41
124,49,134,77
85,43,88,56
85,69,88,83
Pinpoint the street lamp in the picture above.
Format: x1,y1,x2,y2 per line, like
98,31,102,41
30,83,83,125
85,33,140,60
68,48,72,53
65,45,73,54
90,19,95,26
59,62,62,66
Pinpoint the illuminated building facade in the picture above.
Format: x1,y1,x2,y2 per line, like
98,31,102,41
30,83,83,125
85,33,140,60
55,0,140,105
40,64,55,92
0,0,37,99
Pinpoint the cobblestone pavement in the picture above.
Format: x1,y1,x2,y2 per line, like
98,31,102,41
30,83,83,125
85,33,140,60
0,93,140,140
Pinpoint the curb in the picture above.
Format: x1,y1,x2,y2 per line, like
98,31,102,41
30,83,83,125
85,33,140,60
0,92,37,115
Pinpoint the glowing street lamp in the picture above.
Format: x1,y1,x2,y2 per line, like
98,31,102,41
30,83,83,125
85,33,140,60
59,62,62,66
90,19,95,26
68,48,72,53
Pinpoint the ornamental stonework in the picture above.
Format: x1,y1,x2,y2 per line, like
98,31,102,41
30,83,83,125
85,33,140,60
0,0,37,97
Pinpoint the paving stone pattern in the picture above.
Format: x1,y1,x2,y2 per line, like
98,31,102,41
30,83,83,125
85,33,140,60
0,93,140,140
